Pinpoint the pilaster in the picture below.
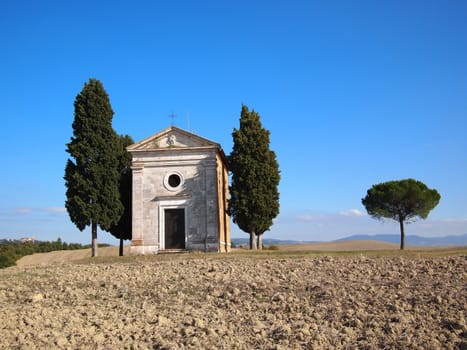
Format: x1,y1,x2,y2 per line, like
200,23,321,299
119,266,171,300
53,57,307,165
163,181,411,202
130,162,145,251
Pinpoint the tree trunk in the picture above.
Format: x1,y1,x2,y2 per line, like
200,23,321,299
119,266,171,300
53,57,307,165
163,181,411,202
250,231,257,250
257,234,263,250
91,221,98,257
399,218,405,250
119,238,124,256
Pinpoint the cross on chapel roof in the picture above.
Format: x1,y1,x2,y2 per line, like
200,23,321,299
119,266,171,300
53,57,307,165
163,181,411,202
168,112,177,126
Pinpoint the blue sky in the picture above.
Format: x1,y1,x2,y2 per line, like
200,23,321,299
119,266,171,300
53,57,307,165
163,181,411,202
1,0,466,245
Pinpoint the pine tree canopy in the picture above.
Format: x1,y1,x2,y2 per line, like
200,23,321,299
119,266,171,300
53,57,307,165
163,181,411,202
229,104,280,235
64,78,123,232
362,179,440,223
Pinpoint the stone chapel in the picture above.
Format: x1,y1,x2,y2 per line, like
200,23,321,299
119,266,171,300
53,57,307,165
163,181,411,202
127,126,231,254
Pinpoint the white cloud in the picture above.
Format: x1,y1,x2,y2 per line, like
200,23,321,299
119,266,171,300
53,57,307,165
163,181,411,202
296,214,324,222
339,209,366,217
15,207,32,214
440,218,467,223
296,209,366,222
41,207,67,213
13,207,67,215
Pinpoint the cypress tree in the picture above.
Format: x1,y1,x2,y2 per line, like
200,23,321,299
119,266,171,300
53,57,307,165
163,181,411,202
64,78,123,257
229,104,280,250
109,134,134,256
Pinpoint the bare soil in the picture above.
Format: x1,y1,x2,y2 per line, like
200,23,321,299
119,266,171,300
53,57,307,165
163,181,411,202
15,245,129,268
1,246,466,349
14,241,397,268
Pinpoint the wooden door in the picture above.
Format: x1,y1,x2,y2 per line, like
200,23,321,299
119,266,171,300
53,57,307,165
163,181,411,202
164,208,185,249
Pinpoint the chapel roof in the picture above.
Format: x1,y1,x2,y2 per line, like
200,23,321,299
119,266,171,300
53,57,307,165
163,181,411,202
127,126,226,156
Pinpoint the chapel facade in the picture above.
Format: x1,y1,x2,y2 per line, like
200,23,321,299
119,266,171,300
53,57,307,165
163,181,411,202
127,126,231,254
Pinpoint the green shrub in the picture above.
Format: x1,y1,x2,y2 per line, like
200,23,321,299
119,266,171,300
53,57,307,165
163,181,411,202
0,252,18,268
0,239,87,269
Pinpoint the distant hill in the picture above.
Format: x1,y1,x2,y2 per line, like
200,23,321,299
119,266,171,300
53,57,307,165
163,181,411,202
232,234,467,247
231,238,314,247
335,233,467,247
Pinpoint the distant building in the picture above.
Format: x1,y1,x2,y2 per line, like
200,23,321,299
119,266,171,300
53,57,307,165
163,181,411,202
19,237,36,243
127,126,231,254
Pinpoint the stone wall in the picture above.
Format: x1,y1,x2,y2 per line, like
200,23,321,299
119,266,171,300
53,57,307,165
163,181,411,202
130,148,226,254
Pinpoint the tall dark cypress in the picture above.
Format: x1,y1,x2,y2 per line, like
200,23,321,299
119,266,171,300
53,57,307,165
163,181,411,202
109,134,134,256
64,78,123,257
229,104,280,250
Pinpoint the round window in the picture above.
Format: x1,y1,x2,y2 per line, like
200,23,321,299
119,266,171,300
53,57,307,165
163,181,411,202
168,174,181,188
164,172,184,191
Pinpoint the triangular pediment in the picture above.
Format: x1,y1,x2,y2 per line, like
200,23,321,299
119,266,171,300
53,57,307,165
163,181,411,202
128,126,220,151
